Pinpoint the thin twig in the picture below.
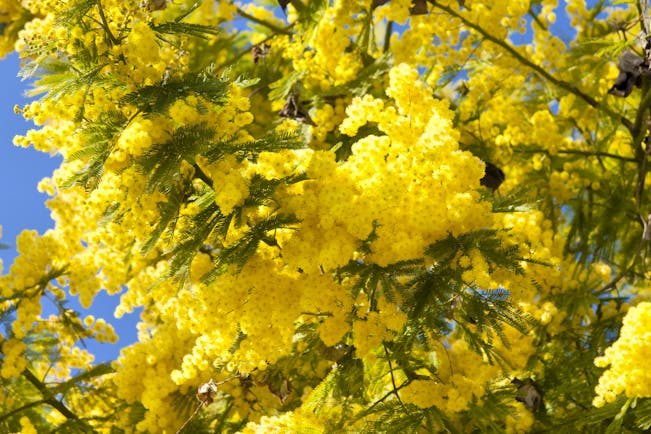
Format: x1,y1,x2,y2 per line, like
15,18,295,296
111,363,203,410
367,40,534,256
356,380,410,420
528,6,548,32
174,376,240,434
429,0,635,133
630,86,651,154
635,137,651,209
513,147,638,163
96,0,119,46
193,163,213,186
175,401,205,434
636,0,649,35
236,7,293,35
22,369,82,421
598,235,646,294
219,24,294,70
289,0,307,14
633,0,651,210
383,344,405,406
0,399,49,424
383,21,393,53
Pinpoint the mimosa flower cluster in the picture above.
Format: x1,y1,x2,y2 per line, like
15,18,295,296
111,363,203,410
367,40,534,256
593,302,651,407
1,0,649,432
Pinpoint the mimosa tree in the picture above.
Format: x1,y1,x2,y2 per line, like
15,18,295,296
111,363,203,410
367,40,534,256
1,0,651,432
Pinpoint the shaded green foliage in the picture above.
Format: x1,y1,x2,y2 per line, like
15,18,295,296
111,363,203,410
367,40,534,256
120,69,229,116
63,110,129,190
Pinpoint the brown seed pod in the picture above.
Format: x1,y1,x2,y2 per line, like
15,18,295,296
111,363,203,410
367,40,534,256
609,51,646,97
142,0,168,11
279,91,316,126
480,161,505,192
252,43,270,65
409,0,428,15
512,377,544,413
196,379,219,405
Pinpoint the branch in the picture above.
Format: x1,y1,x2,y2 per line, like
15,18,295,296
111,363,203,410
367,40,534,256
383,344,405,407
633,86,651,211
236,7,293,35
630,86,651,155
96,0,119,46
0,398,48,424
598,233,646,294
219,26,293,70
383,20,393,53
354,378,411,422
0,267,68,304
636,0,649,36
289,0,308,14
429,0,634,132
528,7,548,32
175,401,205,434
22,369,82,422
193,163,213,186
634,137,651,209
513,147,638,162
175,377,238,433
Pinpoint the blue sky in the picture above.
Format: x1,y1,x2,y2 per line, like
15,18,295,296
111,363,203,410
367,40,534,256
0,52,58,256
0,52,139,361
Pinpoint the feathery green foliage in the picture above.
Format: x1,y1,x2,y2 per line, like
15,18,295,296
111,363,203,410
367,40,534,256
120,69,229,116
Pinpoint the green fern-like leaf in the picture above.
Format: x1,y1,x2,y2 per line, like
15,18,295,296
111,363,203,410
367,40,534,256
633,398,651,430
50,363,114,395
490,184,539,213
360,402,424,433
426,229,526,276
152,21,220,39
97,202,122,227
204,130,307,163
120,70,229,116
140,178,191,254
207,213,299,271
58,0,96,24
268,70,306,102
138,123,215,193
167,202,224,283
28,57,108,101
62,111,128,190
68,110,128,163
